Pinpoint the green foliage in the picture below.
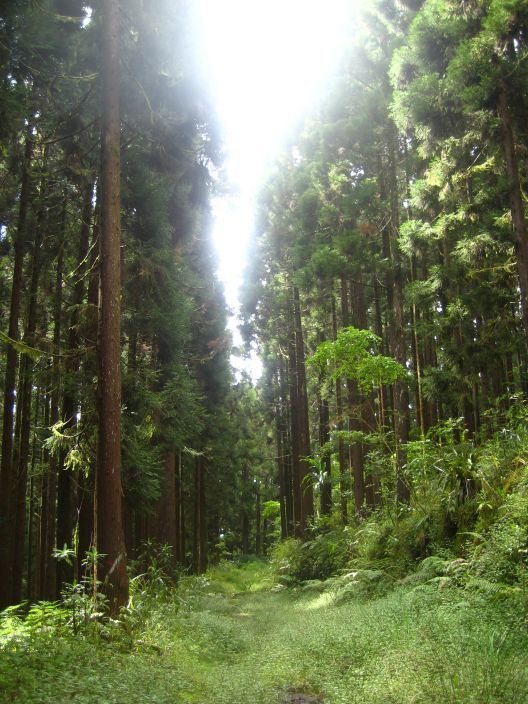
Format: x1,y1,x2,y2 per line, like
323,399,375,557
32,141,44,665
271,398,528,593
261,500,280,522
308,326,408,391
129,541,181,601
2,560,528,703
271,530,351,582
472,486,528,585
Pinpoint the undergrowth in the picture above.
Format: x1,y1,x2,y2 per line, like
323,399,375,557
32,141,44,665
1,557,527,704
2,408,528,702
271,404,528,595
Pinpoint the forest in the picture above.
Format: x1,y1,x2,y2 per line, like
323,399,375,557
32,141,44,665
1,0,528,702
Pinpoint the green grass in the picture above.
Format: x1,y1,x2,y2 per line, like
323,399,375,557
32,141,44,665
1,560,527,703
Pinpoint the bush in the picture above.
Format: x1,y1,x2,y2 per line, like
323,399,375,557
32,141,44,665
471,485,528,584
270,530,350,582
129,540,181,601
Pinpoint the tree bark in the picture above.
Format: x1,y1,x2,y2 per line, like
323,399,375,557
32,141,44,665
331,295,348,524
241,464,250,553
275,402,288,538
287,315,302,535
26,389,41,602
316,331,332,516
318,389,332,516
0,131,33,607
96,0,128,613
255,484,261,555
342,278,365,514
158,452,177,556
57,182,94,592
386,126,410,503
193,455,207,573
11,183,50,603
293,287,313,533
176,450,184,563
497,86,528,336
278,356,293,535
44,369,60,600
36,388,51,600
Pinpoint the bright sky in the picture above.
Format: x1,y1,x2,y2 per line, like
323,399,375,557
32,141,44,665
194,0,357,379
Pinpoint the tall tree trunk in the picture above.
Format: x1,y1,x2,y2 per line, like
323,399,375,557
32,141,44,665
318,390,332,516
287,316,302,535
77,475,94,576
352,279,379,508
176,450,183,563
332,295,348,524
76,204,100,575
158,452,177,557
255,484,261,555
11,184,50,603
275,402,288,539
44,387,60,599
317,332,332,516
497,86,528,336
241,464,250,553
193,455,206,573
26,389,41,602
343,278,365,514
278,356,293,535
0,131,33,607
42,241,65,601
293,286,313,534
57,182,94,592
373,278,391,434
386,126,410,503
96,0,128,613
36,387,51,599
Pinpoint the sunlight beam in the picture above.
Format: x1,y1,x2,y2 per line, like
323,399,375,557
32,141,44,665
193,0,358,379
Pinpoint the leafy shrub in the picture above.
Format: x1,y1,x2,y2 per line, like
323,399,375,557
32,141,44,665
471,485,528,584
270,538,304,582
271,530,350,582
330,569,393,602
350,510,434,576
129,540,181,601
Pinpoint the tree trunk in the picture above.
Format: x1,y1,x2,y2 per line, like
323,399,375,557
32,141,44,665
44,371,60,600
158,452,177,557
497,85,528,336
275,402,288,539
292,287,313,533
77,474,94,578
241,464,250,553
11,184,50,604
332,295,348,523
96,0,128,613
193,455,207,573
57,182,94,592
26,390,41,602
0,131,33,607
318,390,332,516
76,206,99,576
343,278,365,514
386,126,410,503
278,356,293,535
255,484,261,555
36,388,51,600
287,315,302,535
176,450,184,563
317,332,332,516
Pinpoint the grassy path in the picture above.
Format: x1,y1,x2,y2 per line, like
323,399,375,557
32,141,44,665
1,561,527,703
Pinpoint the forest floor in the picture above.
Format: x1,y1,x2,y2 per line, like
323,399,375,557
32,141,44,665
1,559,527,704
